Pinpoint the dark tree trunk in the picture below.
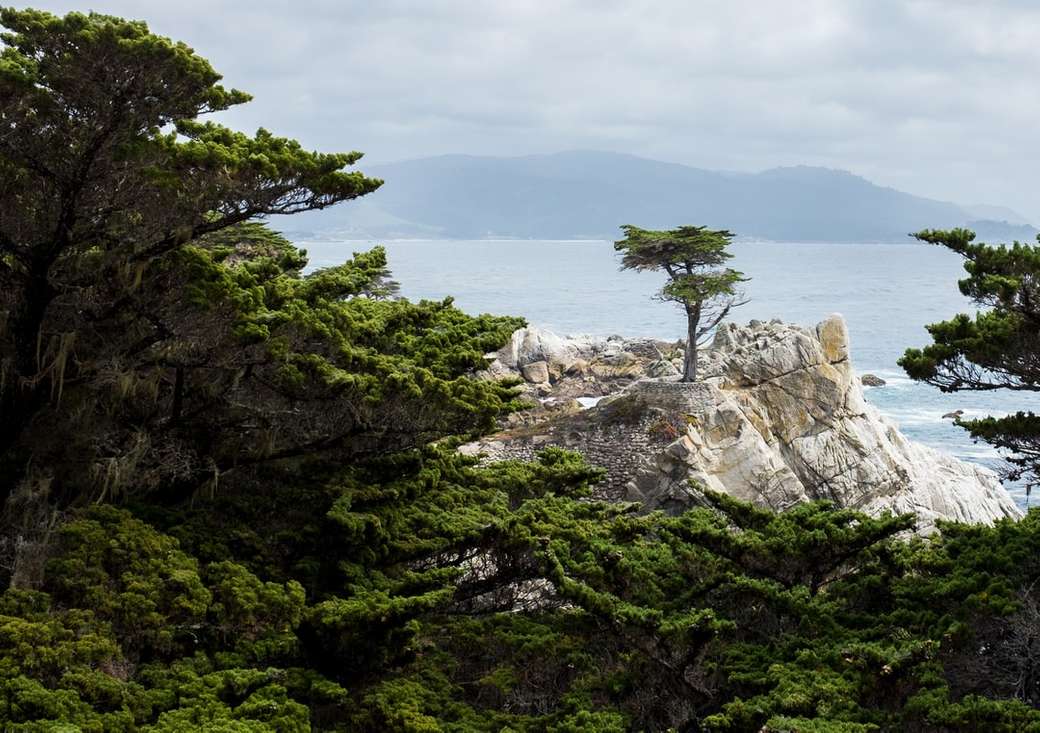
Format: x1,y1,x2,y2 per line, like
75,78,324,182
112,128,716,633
683,305,701,383
170,367,185,423
0,267,55,470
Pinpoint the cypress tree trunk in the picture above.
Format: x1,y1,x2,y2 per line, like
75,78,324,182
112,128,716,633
682,305,700,383
0,266,56,487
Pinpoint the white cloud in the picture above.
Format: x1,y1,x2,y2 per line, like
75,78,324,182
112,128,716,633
16,0,1040,221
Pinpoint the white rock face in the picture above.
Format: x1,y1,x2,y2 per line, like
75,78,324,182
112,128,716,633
472,318,1022,531
629,315,1021,530
491,327,613,371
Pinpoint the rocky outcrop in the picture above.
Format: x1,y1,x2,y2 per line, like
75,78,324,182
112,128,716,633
467,317,1021,531
479,328,681,418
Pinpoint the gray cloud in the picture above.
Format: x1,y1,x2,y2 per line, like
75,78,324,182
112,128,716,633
16,0,1040,221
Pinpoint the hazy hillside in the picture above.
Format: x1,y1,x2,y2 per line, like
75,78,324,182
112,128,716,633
280,151,1037,243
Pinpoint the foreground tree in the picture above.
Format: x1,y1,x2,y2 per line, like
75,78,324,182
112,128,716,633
0,8,518,510
615,225,747,382
0,10,538,725
899,228,1040,490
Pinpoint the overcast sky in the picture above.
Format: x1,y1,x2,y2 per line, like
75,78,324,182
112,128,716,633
21,0,1040,222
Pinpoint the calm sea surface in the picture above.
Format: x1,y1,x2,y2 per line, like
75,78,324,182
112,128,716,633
299,238,1040,508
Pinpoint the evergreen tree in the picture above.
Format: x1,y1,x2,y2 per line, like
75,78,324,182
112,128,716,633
0,8,521,512
899,228,1040,489
614,225,747,381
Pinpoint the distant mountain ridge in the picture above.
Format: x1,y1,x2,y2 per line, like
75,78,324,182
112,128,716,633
281,151,1037,243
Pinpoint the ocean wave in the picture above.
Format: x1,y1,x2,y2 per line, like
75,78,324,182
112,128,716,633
859,371,915,389
952,446,1005,460
879,409,955,425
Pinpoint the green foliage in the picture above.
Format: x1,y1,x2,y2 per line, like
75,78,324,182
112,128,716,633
200,222,310,276
614,225,737,274
9,456,1040,729
899,228,1040,487
0,5,391,502
44,506,211,661
0,508,327,731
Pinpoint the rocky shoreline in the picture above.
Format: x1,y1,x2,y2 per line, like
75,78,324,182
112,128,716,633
465,315,1022,532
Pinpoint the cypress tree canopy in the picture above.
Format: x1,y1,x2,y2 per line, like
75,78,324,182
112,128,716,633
899,228,1040,489
0,7,523,506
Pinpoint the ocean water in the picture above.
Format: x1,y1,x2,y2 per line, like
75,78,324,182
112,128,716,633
299,238,1040,508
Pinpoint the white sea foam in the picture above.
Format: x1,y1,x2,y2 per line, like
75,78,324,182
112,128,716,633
577,396,604,409
956,446,1004,460
882,409,952,426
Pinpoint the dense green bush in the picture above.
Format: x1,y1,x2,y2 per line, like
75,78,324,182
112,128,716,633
7,486,1040,730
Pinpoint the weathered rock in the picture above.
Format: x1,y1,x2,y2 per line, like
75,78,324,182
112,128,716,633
861,373,887,387
564,359,589,376
492,327,613,370
647,359,680,378
590,362,644,380
521,361,550,384
484,326,657,399
466,317,1021,531
659,315,1018,529
541,397,583,415
623,339,665,361
602,350,639,367
816,314,849,363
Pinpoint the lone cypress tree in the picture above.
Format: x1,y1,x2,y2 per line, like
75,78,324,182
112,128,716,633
615,225,747,382
900,228,1040,489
